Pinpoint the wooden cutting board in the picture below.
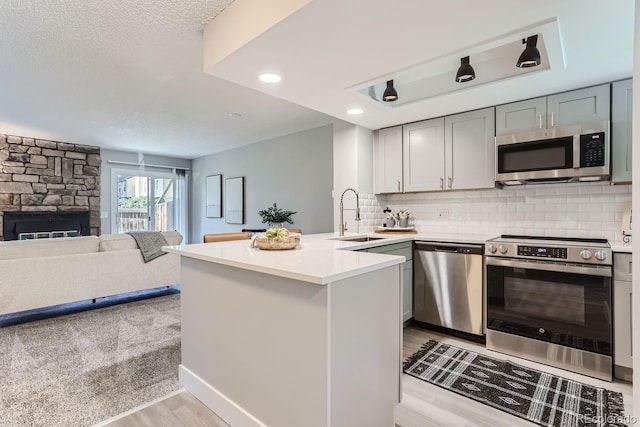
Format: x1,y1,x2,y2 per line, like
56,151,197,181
374,229,418,234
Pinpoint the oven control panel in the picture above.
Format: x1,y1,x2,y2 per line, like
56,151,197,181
486,237,612,266
517,245,567,259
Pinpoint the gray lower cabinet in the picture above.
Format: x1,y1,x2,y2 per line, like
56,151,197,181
614,252,632,381
496,84,610,135
612,79,632,183
361,242,413,322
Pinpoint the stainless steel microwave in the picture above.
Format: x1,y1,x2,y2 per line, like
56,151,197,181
495,121,610,185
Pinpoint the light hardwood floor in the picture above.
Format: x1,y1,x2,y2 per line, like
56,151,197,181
103,325,633,427
101,390,230,427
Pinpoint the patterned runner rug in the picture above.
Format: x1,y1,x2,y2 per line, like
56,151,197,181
404,340,625,427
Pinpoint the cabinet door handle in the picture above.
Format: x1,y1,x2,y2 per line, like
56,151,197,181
397,180,401,192
538,113,542,129
550,112,555,127
448,177,452,189
440,177,444,189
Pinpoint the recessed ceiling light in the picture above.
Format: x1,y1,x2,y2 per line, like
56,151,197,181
346,108,364,115
229,112,242,118
259,73,281,83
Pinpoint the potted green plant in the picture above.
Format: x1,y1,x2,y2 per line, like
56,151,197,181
258,203,297,228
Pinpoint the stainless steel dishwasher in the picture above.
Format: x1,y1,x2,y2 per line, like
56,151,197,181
413,241,484,336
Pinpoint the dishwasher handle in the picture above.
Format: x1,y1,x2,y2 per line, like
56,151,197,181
414,241,484,255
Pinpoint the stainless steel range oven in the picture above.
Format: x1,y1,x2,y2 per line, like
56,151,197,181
485,235,612,381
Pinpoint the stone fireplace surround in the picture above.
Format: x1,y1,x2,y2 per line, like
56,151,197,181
0,134,100,240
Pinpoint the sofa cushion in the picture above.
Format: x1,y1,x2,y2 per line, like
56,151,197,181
99,231,183,252
162,231,183,246
0,235,99,260
98,233,138,251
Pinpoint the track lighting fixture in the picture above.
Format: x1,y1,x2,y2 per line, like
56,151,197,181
455,56,475,83
516,35,541,68
382,80,398,102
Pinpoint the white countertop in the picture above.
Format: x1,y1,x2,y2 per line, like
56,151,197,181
164,233,406,285
166,231,633,283
164,231,491,285
611,244,633,253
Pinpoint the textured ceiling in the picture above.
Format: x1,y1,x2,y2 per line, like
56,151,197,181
0,1,634,160
0,0,334,159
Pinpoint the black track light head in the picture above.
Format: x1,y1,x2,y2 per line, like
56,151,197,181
455,56,475,83
517,35,541,68
382,80,398,102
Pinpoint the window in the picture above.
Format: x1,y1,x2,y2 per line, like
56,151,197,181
111,167,188,238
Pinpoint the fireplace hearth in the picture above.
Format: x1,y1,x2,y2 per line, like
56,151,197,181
3,212,90,241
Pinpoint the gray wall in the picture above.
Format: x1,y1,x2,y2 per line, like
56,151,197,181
100,149,192,235
191,125,334,243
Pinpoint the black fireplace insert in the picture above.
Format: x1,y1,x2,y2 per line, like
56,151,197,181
3,212,90,241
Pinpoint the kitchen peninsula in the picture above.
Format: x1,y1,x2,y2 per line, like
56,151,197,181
164,234,406,427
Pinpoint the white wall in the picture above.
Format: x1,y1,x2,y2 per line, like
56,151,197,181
333,124,375,233
190,125,333,243
99,150,191,235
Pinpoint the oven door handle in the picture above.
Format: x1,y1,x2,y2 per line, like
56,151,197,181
486,257,612,277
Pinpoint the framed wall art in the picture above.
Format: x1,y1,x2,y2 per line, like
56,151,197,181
206,174,222,218
225,176,245,224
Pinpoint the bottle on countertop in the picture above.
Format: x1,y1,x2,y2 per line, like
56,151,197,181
383,207,395,228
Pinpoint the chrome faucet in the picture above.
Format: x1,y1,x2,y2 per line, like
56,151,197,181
339,188,360,236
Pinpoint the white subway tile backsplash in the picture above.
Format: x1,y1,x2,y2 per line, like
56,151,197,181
578,221,602,230
545,213,567,221
534,187,556,196
566,196,590,204
525,212,546,220
556,204,578,212
535,204,556,212
545,229,567,237
507,197,526,204
609,185,632,194
578,203,603,212
589,212,615,222
362,182,631,244
579,185,603,194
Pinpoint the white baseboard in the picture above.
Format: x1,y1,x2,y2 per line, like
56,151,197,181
179,364,267,427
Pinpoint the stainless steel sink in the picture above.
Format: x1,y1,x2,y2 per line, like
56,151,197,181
338,236,386,242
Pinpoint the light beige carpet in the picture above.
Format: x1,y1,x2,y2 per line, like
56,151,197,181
0,293,181,427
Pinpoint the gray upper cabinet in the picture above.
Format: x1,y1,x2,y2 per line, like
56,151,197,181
403,118,445,192
611,79,632,183
495,97,547,135
400,109,495,193
496,84,611,135
373,126,403,194
445,108,496,190
547,84,610,127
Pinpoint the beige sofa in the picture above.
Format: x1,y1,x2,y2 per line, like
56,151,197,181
0,231,182,316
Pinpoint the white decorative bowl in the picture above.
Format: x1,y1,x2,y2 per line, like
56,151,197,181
253,233,301,250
